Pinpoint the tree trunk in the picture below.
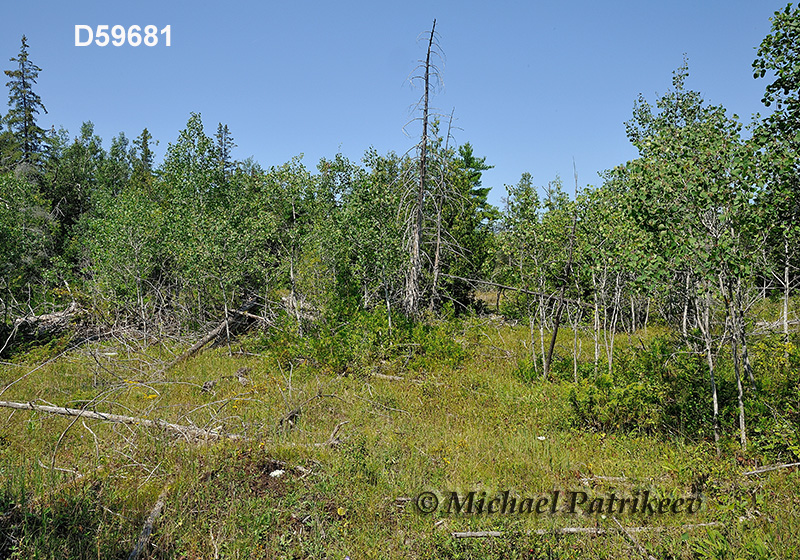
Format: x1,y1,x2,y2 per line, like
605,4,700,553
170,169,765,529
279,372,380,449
405,19,436,316
430,192,443,312
696,291,720,456
592,270,600,376
727,282,747,451
784,236,790,363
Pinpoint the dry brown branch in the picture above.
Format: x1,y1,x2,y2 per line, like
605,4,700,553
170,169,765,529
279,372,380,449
128,484,169,560
612,516,657,560
578,476,629,486
275,391,344,433
0,400,244,441
742,462,800,476
441,273,593,309
166,298,259,369
275,420,350,448
11,301,79,334
451,522,723,538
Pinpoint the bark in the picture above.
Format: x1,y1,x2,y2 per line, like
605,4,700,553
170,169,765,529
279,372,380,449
696,291,720,456
722,273,747,451
570,301,581,383
784,236,791,362
605,272,622,375
429,203,442,311
730,311,747,451
682,272,691,339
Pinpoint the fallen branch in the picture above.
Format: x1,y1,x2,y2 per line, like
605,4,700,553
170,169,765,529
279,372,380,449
276,421,350,448
370,372,446,387
578,476,628,486
12,302,80,332
441,274,592,309
275,391,342,433
754,319,800,329
2,302,80,355
166,298,259,369
451,522,723,538
372,372,412,383
325,420,349,446
0,400,244,441
128,484,169,560
612,516,657,560
742,462,800,476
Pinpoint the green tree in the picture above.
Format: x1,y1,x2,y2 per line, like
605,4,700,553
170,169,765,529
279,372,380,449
131,128,156,188
0,171,52,343
42,122,106,262
3,36,48,167
753,3,800,130
753,2,800,352
215,123,236,179
431,142,496,311
616,62,759,452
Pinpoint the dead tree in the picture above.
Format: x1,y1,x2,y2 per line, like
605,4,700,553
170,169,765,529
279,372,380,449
404,19,441,316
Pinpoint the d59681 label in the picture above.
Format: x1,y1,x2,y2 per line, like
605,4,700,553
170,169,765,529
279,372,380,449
75,25,171,47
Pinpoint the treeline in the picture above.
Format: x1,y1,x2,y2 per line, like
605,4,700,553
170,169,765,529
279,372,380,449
0,9,798,449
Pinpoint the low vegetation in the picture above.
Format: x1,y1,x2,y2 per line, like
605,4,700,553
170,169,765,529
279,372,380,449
0,303,797,558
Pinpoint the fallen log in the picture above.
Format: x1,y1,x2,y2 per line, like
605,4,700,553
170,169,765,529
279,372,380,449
12,302,80,333
0,400,244,441
612,516,657,560
451,522,723,538
2,302,81,355
742,461,800,476
128,484,170,560
167,298,259,369
0,400,352,449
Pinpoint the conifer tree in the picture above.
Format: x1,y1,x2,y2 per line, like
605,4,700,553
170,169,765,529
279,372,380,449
131,128,157,189
215,123,236,179
3,36,48,166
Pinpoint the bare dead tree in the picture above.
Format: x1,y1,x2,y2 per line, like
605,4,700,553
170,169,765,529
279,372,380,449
404,19,442,316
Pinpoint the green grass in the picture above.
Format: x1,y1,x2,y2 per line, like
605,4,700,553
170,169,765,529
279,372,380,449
0,313,797,559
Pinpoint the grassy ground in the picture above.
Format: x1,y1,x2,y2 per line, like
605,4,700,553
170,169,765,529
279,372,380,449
0,310,797,559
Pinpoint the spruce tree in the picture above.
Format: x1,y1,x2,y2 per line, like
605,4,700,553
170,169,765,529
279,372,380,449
4,35,48,167
131,128,157,189
215,123,236,179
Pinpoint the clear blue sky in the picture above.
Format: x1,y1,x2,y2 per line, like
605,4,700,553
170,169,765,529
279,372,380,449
2,1,786,206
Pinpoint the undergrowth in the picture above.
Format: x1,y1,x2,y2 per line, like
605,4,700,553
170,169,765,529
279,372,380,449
0,309,797,558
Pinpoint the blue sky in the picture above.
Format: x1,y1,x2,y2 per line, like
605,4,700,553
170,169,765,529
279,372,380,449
2,1,787,206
